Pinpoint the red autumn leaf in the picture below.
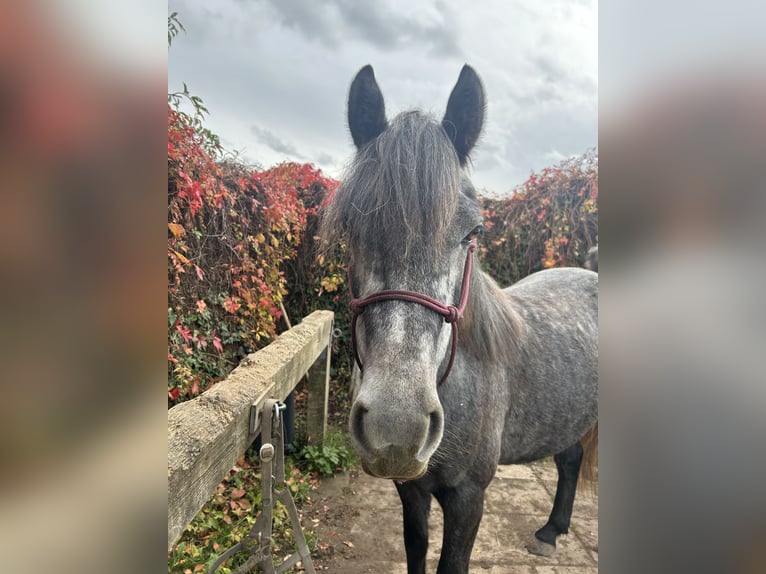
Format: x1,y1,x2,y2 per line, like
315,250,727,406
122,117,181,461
212,336,223,353
195,265,205,281
176,322,192,343
223,297,240,314
230,488,245,499
168,388,180,400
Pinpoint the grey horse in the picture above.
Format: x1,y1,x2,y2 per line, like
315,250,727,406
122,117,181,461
320,64,598,574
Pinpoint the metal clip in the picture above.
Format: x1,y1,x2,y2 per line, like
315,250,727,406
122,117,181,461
272,401,286,424
250,401,287,435
259,443,275,462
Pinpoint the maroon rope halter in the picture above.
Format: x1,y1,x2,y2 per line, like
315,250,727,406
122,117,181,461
348,241,476,386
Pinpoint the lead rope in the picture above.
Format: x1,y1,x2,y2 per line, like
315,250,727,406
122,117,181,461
208,400,316,574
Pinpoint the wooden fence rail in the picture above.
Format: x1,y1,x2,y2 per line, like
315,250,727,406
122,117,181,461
168,310,334,551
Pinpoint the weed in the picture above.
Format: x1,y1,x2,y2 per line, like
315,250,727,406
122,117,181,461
296,430,356,477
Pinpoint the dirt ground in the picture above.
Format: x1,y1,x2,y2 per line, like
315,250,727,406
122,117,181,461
304,460,598,573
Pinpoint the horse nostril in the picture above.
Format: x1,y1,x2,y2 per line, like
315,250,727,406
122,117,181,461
418,410,444,461
351,403,372,455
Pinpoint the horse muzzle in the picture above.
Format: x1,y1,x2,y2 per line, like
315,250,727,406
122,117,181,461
360,452,429,480
349,391,444,480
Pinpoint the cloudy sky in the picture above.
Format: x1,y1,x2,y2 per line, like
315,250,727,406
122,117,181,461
168,0,597,195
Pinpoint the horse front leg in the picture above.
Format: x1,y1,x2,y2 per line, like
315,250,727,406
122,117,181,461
527,441,583,557
395,480,432,574
433,483,485,574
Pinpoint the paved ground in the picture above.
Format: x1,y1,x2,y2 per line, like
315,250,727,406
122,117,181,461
307,460,598,573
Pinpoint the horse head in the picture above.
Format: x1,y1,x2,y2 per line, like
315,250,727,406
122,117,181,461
321,65,487,479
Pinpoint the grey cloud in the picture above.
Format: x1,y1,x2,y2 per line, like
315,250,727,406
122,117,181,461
530,54,569,85
316,152,337,166
170,0,596,195
499,109,596,185
171,0,224,44
527,52,597,100
260,0,461,56
475,151,503,172
250,125,304,158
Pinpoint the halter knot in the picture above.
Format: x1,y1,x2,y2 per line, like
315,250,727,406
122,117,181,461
444,306,461,323
349,299,365,314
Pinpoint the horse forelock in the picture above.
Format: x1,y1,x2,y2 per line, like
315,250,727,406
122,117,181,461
320,111,461,259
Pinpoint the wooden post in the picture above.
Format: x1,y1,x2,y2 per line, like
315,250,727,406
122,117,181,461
167,310,333,551
306,327,331,446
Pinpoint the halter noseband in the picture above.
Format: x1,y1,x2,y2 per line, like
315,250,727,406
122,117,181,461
348,241,476,386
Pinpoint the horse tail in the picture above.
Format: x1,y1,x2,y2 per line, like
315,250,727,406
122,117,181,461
579,422,598,492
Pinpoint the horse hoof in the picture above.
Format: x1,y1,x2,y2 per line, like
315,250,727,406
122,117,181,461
526,538,556,557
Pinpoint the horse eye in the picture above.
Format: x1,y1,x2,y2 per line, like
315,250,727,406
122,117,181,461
463,225,484,242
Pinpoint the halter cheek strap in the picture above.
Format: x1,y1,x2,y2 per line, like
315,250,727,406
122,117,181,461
348,241,476,386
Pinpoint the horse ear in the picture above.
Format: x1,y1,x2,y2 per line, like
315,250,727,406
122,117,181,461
442,65,485,165
348,65,388,149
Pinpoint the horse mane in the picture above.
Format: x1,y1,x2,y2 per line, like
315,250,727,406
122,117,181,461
320,111,460,258
319,108,521,360
459,265,522,362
